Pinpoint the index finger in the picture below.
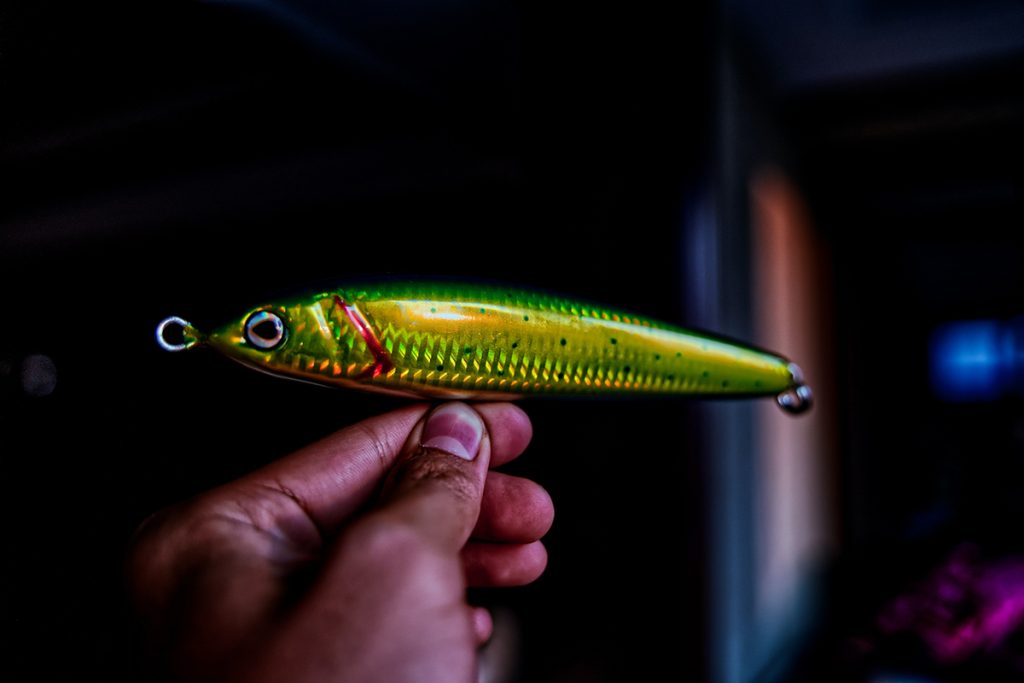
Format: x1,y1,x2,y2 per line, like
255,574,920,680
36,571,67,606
215,402,532,535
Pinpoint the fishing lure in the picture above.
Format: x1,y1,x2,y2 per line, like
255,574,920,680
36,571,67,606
156,281,812,413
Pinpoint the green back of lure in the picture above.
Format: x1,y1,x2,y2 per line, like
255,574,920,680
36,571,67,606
157,282,812,413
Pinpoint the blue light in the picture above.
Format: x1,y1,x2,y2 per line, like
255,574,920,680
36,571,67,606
929,318,1024,402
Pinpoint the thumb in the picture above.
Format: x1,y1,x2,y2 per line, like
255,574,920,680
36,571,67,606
376,402,491,553
249,404,493,683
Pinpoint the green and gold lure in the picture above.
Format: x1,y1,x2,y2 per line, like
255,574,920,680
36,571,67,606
156,282,812,413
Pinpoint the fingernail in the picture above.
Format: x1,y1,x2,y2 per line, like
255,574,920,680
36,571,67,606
420,403,484,461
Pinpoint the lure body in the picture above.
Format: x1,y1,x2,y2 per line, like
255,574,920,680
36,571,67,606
158,282,811,412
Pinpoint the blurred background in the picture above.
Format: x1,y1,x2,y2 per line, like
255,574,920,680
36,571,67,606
2,1,1023,681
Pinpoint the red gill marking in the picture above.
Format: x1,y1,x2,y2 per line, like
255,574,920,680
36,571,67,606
333,295,393,379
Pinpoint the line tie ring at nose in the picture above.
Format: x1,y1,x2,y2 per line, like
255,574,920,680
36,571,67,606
156,316,199,352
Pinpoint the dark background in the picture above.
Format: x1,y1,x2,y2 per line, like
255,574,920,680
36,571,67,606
3,1,1024,681
1,2,711,681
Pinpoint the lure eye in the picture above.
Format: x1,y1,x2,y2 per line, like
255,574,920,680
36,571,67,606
244,310,286,350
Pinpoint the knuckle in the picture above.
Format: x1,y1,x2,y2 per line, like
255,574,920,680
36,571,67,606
397,450,478,504
126,503,207,609
127,500,251,590
350,420,393,478
239,480,323,551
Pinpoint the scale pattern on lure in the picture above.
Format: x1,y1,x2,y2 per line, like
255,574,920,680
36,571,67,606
157,282,812,413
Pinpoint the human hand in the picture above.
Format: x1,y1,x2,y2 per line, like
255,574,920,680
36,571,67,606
128,402,552,682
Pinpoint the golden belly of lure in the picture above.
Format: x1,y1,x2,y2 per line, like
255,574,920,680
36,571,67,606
156,281,812,414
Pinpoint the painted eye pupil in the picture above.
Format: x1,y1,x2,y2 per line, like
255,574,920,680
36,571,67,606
252,320,279,340
244,311,285,349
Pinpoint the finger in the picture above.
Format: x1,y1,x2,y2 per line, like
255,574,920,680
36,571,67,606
219,402,532,538
474,403,532,467
462,541,548,587
225,403,429,532
374,402,492,552
266,403,494,679
474,471,554,543
472,606,494,645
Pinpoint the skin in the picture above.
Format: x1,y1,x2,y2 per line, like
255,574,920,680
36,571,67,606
128,402,552,683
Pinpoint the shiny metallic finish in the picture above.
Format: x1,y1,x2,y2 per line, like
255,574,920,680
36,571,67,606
786,362,805,385
776,384,813,414
156,316,199,352
158,282,811,412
